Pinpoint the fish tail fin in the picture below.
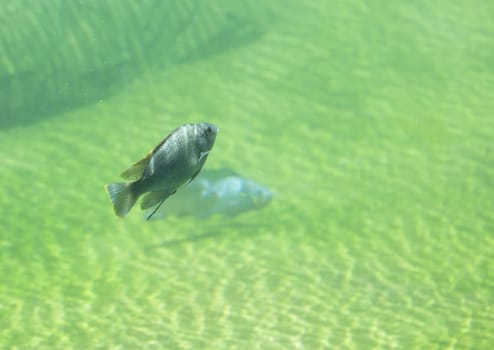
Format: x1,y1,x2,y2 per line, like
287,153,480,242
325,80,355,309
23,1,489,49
105,182,138,218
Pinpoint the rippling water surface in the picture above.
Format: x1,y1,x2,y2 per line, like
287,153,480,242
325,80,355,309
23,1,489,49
1,1,493,348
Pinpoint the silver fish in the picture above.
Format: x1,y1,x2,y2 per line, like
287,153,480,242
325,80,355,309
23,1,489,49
106,122,218,219
144,168,273,220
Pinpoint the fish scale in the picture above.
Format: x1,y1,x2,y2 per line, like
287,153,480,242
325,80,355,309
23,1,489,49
105,122,218,219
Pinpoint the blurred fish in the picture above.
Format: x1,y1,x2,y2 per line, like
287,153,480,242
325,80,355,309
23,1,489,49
106,122,218,219
144,168,273,220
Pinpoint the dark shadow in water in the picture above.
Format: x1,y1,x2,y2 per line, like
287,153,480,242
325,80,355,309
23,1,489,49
144,231,228,251
176,13,267,65
143,223,267,252
0,1,271,129
0,61,133,129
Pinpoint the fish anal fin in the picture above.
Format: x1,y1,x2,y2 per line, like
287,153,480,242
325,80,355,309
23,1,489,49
120,152,152,180
141,189,176,210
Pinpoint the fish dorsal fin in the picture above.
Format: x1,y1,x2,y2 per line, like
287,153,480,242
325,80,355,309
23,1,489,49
120,129,177,181
141,189,176,210
120,152,153,180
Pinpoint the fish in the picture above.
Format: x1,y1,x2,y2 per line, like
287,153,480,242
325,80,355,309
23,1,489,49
144,168,273,220
105,122,218,219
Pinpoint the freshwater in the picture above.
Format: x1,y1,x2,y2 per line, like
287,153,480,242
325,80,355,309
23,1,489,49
1,1,493,349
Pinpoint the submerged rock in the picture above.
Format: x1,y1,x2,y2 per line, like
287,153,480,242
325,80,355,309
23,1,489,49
144,168,272,220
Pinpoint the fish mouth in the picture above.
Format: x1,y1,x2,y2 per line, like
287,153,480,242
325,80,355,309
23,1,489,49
206,123,218,143
203,122,218,136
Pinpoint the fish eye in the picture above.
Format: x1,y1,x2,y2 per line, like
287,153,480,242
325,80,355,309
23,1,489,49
206,126,212,133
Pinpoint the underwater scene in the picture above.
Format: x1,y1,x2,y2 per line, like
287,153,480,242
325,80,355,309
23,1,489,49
1,1,493,349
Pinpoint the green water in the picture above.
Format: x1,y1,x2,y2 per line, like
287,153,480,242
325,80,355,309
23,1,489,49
1,1,493,349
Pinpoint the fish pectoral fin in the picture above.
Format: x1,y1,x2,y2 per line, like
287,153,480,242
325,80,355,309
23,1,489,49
120,152,152,180
198,151,209,162
140,189,176,210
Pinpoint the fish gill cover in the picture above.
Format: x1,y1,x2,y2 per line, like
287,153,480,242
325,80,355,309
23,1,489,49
0,0,270,128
